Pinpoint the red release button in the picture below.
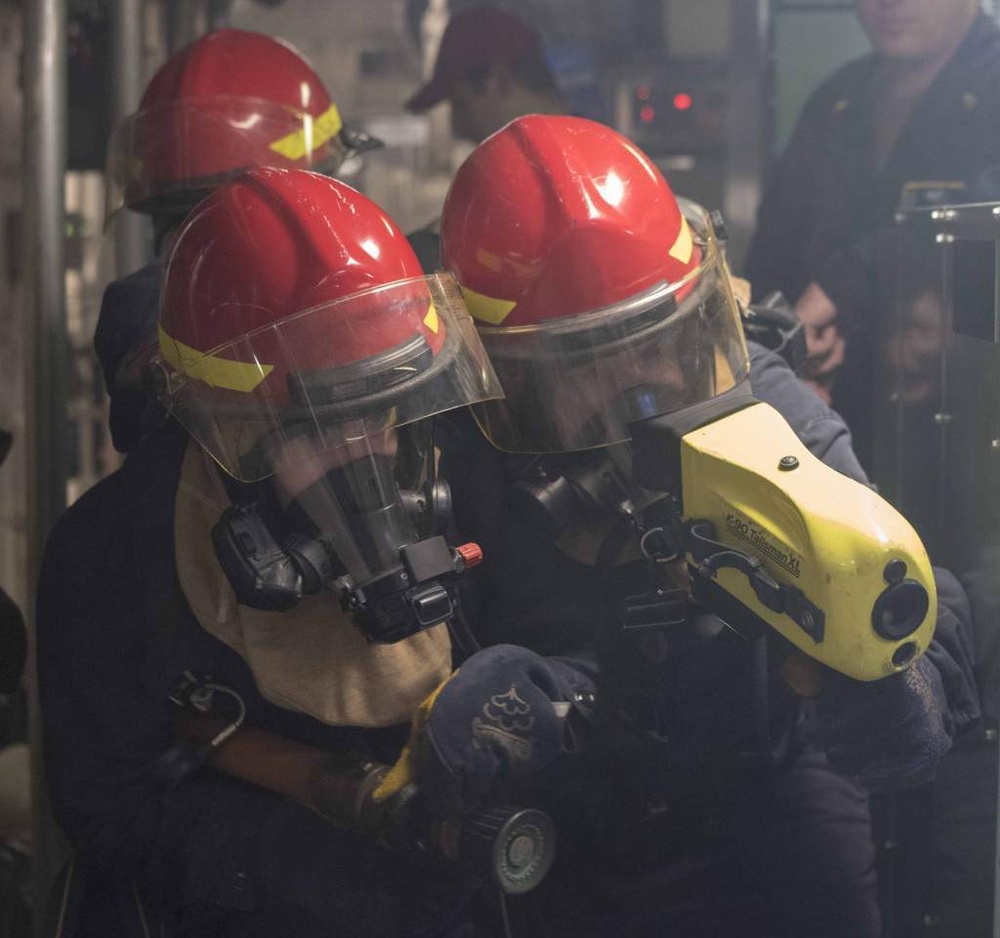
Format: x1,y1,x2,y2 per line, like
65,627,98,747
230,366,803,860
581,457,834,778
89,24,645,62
455,542,484,569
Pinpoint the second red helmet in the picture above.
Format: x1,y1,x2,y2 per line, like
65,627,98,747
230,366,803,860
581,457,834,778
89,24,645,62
440,115,749,453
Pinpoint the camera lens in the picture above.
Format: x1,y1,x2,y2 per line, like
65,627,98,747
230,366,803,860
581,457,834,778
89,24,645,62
872,580,929,641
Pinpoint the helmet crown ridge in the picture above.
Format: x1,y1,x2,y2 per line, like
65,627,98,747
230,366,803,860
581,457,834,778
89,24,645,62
442,115,694,329
160,168,430,374
140,29,329,117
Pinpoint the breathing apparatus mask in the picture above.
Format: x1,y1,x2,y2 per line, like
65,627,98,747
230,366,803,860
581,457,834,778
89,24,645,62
209,421,458,634
480,199,742,548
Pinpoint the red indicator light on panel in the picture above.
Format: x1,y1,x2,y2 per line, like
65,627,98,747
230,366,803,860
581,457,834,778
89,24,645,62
636,85,651,101
673,92,693,111
639,104,656,124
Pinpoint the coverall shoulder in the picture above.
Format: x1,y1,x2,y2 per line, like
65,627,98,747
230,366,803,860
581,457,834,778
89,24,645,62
36,422,468,937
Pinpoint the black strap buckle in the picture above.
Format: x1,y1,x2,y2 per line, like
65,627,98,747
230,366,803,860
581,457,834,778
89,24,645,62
619,588,691,634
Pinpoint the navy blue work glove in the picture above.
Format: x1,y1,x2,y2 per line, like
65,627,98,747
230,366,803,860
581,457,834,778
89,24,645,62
793,653,952,793
376,644,597,819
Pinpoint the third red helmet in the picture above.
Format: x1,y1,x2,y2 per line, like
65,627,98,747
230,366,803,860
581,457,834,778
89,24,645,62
109,29,375,217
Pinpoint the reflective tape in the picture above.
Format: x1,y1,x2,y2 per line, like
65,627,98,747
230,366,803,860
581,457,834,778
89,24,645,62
268,103,343,162
668,216,693,265
459,284,518,326
158,324,273,393
423,302,440,334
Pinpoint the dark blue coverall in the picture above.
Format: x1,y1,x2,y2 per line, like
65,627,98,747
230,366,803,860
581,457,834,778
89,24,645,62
36,416,479,937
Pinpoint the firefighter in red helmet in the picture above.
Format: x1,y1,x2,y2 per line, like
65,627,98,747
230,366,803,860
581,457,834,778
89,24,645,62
37,167,564,936
151,167,502,624
398,115,977,937
97,28,380,453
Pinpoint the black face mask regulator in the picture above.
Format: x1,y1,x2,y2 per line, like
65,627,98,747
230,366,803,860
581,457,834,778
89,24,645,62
211,468,482,646
507,443,694,650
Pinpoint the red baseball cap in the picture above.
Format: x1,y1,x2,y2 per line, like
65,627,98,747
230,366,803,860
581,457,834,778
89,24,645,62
405,5,542,112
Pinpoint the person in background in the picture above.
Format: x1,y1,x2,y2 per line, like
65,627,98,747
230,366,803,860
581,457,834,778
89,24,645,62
97,28,379,453
403,3,565,270
743,0,1000,431
745,12,1000,928
405,3,564,146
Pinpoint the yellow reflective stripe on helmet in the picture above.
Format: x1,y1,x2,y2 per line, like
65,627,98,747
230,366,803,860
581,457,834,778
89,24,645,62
158,323,273,393
268,103,344,162
668,216,693,265
423,302,440,334
459,284,517,326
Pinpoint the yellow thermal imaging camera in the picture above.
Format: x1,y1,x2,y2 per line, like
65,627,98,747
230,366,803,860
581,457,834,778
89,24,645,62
630,393,936,681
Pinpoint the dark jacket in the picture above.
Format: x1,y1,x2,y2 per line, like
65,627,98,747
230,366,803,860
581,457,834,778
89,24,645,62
36,424,464,937
93,259,163,453
743,12,1000,322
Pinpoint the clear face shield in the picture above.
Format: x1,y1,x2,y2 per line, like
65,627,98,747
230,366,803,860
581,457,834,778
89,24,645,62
105,96,355,222
471,200,751,454
475,200,749,453
151,273,502,626
261,421,438,589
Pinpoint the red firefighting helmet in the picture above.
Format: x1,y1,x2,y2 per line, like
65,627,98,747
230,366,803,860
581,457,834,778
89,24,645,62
440,114,749,453
107,29,374,218
153,167,502,481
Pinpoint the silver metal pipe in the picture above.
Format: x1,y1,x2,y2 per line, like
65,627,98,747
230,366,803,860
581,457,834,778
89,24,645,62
23,0,69,928
24,0,68,597
112,0,150,275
